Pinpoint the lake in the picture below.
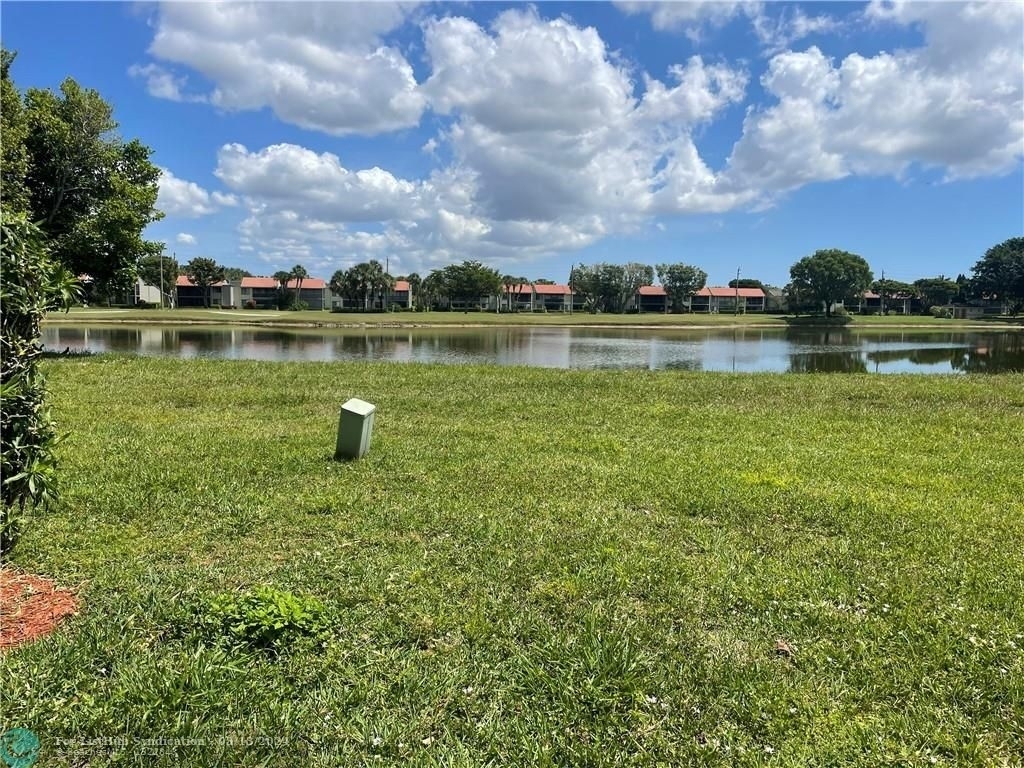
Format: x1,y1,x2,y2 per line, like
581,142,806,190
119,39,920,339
41,325,1024,374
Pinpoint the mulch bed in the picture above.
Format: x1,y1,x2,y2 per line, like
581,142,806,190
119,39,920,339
0,569,79,649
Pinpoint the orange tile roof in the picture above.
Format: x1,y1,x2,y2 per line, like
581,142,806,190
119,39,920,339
504,283,572,295
285,278,326,289
695,286,765,298
637,285,667,296
241,276,279,288
176,275,228,287
393,280,410,292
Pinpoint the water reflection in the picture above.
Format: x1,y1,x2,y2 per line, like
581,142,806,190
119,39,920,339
41,325,1024,374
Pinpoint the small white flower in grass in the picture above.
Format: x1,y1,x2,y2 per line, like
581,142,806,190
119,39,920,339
764,745,775,754
788,706,797,714
372,736,382,747
645,695,658,705
929,756,938,765
463,686,474,695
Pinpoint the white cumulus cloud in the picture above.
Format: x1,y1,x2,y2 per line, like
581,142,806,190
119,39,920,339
176,233,196,245
154,2,1022,273
722,1,1023,204
139,2,425,136
157,168,237,218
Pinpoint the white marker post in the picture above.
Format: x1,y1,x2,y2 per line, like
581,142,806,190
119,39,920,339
335,398,376,461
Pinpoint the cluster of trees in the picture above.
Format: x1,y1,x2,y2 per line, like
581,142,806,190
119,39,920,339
328,260,399,310
786,239,1024,317
1,51,163,553
1,51,163,294
322,242,1021,317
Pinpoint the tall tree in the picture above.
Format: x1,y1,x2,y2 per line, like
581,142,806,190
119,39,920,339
727,278,766,291
290,264,308,304
913,276,959,309
420,271,443,309
871,278,916,313
138,252,179,307
185,257,225,309
657,263,707,313
620,263,655,312
367,260,387,309
222,266,252,283
273,270,293,309
328,269,349,303
971,237,1024,315
432,261,502,311
375,268,396,310
789,249,873,317
13,70,163,289
571,263,652,313
405,272,422,309
1,50,30,215
500,274,529,312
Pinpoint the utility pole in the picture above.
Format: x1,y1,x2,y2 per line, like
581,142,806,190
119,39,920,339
159,251,164,309
735,266,741,315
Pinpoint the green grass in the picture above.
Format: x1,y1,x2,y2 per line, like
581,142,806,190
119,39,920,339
3,358,1023,766
48,306,1018,330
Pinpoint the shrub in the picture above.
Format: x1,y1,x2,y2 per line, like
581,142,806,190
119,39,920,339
243,299,258,310
0,215,79,555
930,305,952,319
191,586,336,653
288,300,309,312
135,299,157,309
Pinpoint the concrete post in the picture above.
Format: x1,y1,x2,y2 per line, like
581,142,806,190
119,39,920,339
335,398,376,460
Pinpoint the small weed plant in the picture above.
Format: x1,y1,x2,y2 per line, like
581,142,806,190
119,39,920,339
192,586,335,653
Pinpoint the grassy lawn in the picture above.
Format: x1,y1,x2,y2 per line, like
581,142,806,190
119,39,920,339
3,359,1023,766
47,306,1019,330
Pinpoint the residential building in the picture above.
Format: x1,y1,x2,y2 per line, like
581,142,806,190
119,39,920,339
692,286,766,313
284,277,328,310
632,285,668,313
500,283,576,312
239,277,280,309
175,275,231,307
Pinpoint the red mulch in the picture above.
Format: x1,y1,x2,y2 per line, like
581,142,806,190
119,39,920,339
0,569,79,649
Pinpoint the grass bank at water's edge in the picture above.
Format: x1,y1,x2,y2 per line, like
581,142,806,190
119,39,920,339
3,358,1023,766
45,306,1023,330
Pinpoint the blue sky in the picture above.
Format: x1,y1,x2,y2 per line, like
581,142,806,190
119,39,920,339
3,1,1022,287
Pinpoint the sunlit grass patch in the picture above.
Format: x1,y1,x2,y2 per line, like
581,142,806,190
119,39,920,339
3,358,1022,765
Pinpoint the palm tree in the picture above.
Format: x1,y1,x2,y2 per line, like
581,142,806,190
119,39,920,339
405,272,421,309
291,264,308,305
273,270,292,309
420,271,442,310
500,275,516,313
360,260,395,310
376,270,396,310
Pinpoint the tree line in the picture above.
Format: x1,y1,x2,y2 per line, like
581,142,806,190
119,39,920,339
323,243,1023,317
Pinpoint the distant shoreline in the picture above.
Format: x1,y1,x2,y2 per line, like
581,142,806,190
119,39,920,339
43,310,1022,333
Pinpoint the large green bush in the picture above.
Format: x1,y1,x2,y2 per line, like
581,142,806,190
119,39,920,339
0,214,78,554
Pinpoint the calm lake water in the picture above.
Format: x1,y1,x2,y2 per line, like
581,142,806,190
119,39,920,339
42,325,1024,374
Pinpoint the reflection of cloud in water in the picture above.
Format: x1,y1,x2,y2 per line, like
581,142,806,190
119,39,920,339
39,326,1024,374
